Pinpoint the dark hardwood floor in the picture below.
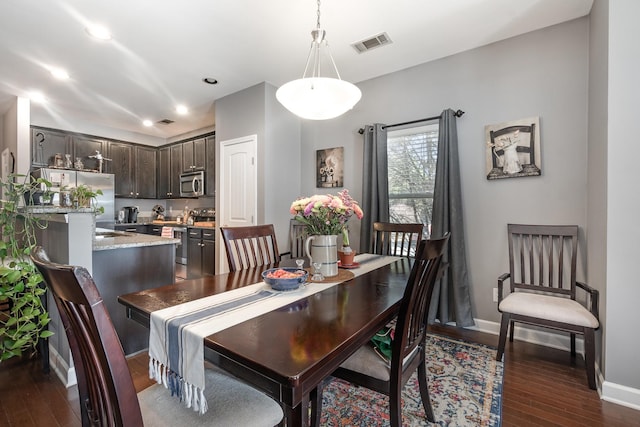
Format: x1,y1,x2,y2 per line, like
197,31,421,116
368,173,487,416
1,325,638,426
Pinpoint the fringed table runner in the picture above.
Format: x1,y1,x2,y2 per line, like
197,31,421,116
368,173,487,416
149,254,401,413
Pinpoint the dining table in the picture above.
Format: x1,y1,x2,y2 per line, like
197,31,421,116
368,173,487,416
117,254,413,426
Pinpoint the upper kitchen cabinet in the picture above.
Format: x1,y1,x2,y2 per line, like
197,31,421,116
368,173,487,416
205,135,215,196
107,141,135,197
182,138,206,172
31,127,72,168
108,142,157,198
135,146,157,198
157,146,172,198
169,144,183,198
72,136,107,171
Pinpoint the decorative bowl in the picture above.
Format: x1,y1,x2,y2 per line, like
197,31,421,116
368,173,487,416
262,267,308,291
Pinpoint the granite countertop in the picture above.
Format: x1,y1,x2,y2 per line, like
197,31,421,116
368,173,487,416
93,229,180,251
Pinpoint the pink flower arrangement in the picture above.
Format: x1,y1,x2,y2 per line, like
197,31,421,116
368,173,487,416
290,189,364,236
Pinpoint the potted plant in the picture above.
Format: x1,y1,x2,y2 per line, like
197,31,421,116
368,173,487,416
338,227,356,266
70,184,104,214
0,174,53,362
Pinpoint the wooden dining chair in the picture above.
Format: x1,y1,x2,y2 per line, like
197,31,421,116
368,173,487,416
312,233,450,427
288,219,307,259
220,224,281,272
30,247,284,427
496,224,600,389
371,221,424,257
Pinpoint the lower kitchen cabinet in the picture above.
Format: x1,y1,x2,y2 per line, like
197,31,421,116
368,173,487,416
187,228,215,279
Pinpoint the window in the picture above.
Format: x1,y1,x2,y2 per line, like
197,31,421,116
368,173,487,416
387,124,439,236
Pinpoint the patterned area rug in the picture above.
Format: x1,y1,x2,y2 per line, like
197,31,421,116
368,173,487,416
319,334,503,426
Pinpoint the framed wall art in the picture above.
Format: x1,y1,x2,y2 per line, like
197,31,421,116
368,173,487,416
316,147,344,188
485,116,541,180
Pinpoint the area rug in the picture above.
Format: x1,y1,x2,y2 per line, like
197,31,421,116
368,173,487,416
318,334,503,426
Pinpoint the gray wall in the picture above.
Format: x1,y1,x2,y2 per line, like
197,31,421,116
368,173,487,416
604,0,640,392
587,0,609,379
301,18,590,326
215,82,301,266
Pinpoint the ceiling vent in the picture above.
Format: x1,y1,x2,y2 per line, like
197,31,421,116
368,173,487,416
352,32,392,53
157,119,174,125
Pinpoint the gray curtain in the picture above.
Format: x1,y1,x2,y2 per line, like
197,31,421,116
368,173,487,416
429,109,474,327
359,124,389,254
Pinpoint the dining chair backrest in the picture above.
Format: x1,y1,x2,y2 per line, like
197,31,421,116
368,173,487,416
31,247,143,426
220,224,281,272
393,232,449,370
507,223,578,298
289,219,307,259
371,222,424,257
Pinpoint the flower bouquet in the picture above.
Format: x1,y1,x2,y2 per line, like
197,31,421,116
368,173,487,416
290,190,363,274
289,189,363,236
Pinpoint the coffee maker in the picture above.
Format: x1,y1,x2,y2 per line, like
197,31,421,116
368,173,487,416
122,206,139,223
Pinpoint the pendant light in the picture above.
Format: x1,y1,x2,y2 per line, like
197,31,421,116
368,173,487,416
276,0,361,120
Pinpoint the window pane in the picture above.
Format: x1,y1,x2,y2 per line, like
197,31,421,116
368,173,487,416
387,125,438,236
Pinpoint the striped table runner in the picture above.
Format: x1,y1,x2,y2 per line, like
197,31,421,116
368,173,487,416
148,254,401,413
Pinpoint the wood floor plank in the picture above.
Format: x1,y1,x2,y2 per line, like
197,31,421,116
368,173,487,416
1,325,639,427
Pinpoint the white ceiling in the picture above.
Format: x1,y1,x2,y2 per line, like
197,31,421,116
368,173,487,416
0,0,593,139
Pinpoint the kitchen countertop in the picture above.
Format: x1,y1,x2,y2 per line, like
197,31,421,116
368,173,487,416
116,221,215,230
93,229,180,251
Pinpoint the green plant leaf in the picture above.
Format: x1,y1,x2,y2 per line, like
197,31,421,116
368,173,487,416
39,331,54,339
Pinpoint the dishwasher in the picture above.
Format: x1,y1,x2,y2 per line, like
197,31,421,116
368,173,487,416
173,226,188,264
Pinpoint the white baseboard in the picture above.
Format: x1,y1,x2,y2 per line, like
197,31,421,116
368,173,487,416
48,344,77,388
467,318,640,411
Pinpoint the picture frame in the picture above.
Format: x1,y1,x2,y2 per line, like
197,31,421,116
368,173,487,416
316,147,344,188
485,117,541,180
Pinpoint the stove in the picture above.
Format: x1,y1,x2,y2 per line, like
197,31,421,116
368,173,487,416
190,207,215,227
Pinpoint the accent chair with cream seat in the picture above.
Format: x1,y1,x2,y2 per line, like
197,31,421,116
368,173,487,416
31,246,284,427
496,224,600,389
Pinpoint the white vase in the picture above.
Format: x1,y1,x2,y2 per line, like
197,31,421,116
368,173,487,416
305,234,339,277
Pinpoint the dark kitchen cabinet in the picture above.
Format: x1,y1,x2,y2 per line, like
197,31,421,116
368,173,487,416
135,146,157,198
187,228,215,279
31,128,71,168
169,144,183,198
204,135,215,196
108,142,135,197
115,224,146,233
182,138,206,172
157,147,171,198
72,136,107,171
108,142,156,198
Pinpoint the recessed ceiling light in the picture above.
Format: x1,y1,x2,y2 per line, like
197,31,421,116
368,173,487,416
50,67,70,80
85,24,112,41
29,91,47,103
175,105,189,115
203,77,218,85
142,119,153,127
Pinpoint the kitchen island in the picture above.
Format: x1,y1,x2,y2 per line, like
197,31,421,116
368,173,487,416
35,211,179,386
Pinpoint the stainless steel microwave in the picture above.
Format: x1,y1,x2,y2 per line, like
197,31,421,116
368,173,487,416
179,171,205,197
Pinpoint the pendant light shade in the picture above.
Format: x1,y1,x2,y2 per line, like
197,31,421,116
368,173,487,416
277,77,361,120
276,1,361,120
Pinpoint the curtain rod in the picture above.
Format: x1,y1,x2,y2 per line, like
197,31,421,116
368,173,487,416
358,109,464,134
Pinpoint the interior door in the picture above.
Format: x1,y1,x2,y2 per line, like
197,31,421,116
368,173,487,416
219,135,257,272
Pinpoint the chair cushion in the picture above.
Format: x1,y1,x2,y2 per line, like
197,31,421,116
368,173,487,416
340,344,392,381
339,343,421,382
499,292,599,328
139,365,283,427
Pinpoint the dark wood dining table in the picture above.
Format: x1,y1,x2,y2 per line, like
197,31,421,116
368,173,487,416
117,256,413,427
